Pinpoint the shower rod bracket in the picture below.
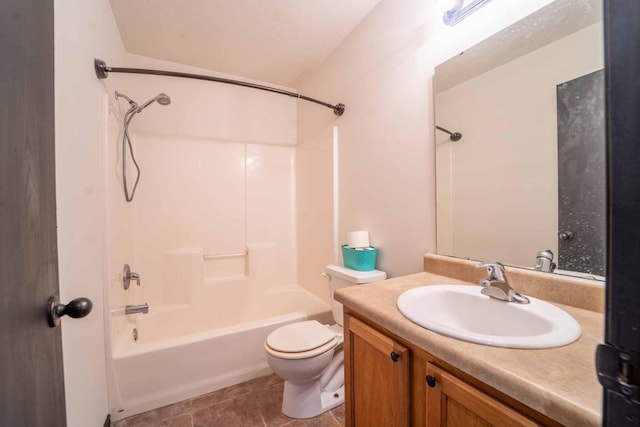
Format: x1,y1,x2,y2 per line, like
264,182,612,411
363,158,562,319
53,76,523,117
436,125,463,141
95,58,109,79
94,58,345,116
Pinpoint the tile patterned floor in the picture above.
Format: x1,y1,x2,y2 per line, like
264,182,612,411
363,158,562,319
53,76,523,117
112,374,345,427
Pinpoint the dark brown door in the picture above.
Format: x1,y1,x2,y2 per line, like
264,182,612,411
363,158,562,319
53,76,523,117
599,1,640,425
0,0,66,425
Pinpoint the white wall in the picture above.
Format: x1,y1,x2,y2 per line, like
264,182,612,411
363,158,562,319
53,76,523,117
104,92,133,349
296,0,556,287
296,128,335,299
54,0,126,425
436,23,603,267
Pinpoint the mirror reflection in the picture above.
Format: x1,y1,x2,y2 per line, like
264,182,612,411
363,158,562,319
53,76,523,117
434,0,605,280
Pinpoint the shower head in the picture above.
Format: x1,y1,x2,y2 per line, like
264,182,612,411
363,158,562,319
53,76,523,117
115,91,171,115
137,93,171,112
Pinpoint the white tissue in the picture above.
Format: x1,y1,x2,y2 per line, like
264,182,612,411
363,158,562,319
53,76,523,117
347,231,370,248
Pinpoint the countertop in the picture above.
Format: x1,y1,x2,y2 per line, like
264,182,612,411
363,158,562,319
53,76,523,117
334,271,603,427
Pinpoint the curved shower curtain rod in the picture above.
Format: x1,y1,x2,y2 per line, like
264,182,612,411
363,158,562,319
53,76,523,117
94,59,345,116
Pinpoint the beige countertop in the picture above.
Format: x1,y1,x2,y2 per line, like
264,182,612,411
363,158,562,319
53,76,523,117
335,271,603,427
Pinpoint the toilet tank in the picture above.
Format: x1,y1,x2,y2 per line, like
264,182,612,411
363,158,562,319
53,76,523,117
325,264,386,325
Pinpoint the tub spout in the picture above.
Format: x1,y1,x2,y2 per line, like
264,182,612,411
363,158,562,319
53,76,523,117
125,303,149,315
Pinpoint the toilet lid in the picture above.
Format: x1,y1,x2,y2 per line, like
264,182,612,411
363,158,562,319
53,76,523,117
266,320,336,353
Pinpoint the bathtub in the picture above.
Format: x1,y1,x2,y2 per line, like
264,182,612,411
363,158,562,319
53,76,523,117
108,285,332,420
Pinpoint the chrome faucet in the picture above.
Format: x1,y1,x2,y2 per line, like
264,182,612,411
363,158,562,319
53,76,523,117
534,249,556,272
124,303,149,315
476,262,530,304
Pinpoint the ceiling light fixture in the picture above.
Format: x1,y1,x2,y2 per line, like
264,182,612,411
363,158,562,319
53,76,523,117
441,0,493,26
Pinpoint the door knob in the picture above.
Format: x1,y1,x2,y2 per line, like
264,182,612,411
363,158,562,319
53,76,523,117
47,295,93,327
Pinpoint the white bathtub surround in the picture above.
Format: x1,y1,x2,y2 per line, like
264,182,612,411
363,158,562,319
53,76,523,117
123,137,298,308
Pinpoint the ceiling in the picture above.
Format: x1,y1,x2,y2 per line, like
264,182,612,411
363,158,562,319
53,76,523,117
435,0,602,93
110,0,382,87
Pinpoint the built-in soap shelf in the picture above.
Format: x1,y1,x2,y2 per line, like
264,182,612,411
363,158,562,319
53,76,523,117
161,244,279,302
203,250,248,260
203,248,249,285
204,275,250,286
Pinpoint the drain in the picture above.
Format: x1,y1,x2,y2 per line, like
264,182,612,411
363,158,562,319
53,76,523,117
133,328,138,341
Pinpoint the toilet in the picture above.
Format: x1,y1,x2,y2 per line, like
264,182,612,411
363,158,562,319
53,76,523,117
264,264,386,419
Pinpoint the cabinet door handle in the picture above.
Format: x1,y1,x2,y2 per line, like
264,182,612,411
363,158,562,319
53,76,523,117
390,352,400,362
426,375,437,388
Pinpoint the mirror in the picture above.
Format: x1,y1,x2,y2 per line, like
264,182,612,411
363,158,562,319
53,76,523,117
434,0,605,280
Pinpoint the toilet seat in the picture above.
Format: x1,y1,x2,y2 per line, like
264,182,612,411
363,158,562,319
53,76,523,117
265,320,339,360
265,338,338,360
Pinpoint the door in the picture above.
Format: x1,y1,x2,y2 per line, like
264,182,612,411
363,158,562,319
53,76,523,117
598,0,640,425
556,69,606,276
0,0,66,425
345,316,410,427
425,364,540,427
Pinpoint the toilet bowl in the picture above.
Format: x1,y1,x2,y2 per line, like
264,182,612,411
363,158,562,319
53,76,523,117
265,320,344,418
264,265,386,419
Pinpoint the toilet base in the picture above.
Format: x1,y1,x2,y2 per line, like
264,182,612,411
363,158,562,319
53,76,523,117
281,381,345,419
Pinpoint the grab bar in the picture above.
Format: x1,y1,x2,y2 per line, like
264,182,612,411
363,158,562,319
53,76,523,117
203,250,248,260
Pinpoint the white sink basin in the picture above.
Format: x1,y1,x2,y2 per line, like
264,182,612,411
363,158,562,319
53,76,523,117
396,285,581,349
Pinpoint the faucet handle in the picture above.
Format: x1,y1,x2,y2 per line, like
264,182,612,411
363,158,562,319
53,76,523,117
475,262,506,282
123,264,141,290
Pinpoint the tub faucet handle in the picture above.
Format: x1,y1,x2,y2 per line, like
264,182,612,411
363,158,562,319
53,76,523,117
123,264,141,290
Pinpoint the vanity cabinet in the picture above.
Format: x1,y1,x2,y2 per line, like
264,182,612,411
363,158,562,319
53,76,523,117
345,316,410,427
425,363,541,427
344,310,561,427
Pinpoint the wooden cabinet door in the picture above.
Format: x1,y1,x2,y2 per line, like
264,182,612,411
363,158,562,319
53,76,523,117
346,316,410,427
425,363,541,427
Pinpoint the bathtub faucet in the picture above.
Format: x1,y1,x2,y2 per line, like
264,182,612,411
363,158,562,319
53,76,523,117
125,303,149,315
